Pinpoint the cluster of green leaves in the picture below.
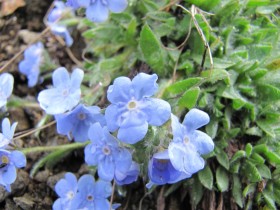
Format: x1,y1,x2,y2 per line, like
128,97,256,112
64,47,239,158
78,0,280,208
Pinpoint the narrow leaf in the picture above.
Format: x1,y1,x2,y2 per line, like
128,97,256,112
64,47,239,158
198,165,213,190
216,166,229,192
178,87,200,109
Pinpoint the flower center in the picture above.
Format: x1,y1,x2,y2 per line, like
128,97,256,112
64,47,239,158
62,89,69,97
87,194,94,201
0,155,9,168
102,146,111,155
184,136,190,144
77,112,86,120
127,100,137,110
66,191,74,200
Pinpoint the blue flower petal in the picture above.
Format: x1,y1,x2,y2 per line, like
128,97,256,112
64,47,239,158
168,142,205,174
88,123,105,143
98,157,115,181
131,73,158,100
94,180,112,198
190,130,214,155
77,0,90,7
52,67,70,88
86,2,109,23
70,68,84,89
183,108,210,131
94,199,110,209
10,151,26,168
51,25,74,47
55,113,74,136
114,148,132,173
171,114,184,142
117,121,148,144
2,164,16,185
0,73,14,108
84,144,100,166
107,76,132,104
143,98,171,126
53,199,63,210
107,0,128,13
2,118,17,140
105,104,120,132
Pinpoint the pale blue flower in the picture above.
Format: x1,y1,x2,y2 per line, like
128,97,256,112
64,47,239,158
71,174,112,209
0,118,17,149
66,0,80,9
105,73,171,144
53,172,78,210
38,67,84,115
0,73,14,109
84,123,132,181
0,149,26,192
18,42,44,87
55,104,105,142
146,150,191,188
78,0,128,22
168,109,214,175
47,1,74,46
115,161,139,185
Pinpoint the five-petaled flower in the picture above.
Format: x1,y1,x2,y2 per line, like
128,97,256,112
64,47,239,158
38,67,84,115
53,172,78,210
18,42,44,87
0,73,14,109
74,0,128,22
105,73,171,144
146,150,191,188
84,123,132,181
168,109,214,175
71,174,112,209
55,103,105,142
47,1,74,46
115,161,140,185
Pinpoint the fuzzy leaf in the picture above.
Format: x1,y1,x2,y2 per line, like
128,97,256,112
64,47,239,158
230,150,246,164
178,87,200,109
243,161,262,182
216,166,229,192
257,165,271,179
201,69,230,85
216,150,230,170
190,176,204,207
233,175,244,208
198,165,213,190
167,78,203,95
140,24,165,75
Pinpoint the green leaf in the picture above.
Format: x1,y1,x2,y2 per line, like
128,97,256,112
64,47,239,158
167,78,203,95
256,119,275,138
216,166,229,192
258,84,280,101
253,144,268,154
190,176,204,207
216,150,230,170
230,150,246,164
178,87,200,109
139,24,165,75
263,192,277,210
243,160,262,182
232,175,244,208
250,153,265,165
230,160,241,174
243,183,256,197
245,143,253,157
206,119,218,139
263,151,280,165
201,69,230,85
198,165,213,190
257,165,271,179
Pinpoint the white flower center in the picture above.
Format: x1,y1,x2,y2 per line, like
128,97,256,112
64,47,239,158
127,100,137,110
66,191,74,200
184,136,190,144
62,89,69,97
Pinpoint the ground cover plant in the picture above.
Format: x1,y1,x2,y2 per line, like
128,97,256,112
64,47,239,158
0,0,280,209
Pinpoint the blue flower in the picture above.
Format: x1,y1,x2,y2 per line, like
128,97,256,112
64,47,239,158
146,150,191,188
47,1,74,46
38,67,84,115
55,104,105,142
0,73,14,109
71,174,112,209
168,109,214,175
105,73,171,144
18,42,44,87
0,149,26,192
115,161,139,185
0,118,17,149
66,0,80,9
84,123,132,181
77,0,128,22
53,172,78,210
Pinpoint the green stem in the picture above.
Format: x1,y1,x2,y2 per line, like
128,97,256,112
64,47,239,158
20,142,89,155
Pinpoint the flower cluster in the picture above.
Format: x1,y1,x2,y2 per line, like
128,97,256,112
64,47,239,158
53,172,120,210
47,1,74,46
19,42,44,87
0,73,14,109
66,0,128,22
0,118,26,192
37,67,214,208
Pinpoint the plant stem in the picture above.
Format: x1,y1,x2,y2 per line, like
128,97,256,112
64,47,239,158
20,142,89,155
